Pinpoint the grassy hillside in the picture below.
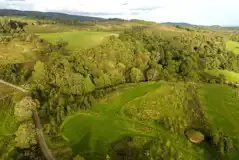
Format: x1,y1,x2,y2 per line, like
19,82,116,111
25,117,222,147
199,84,239,137
0,40,39,64
205,70,239,83
226,40,239,54
61,82,217,160
199,84,239,159
61,83,160,159
39,31,117,50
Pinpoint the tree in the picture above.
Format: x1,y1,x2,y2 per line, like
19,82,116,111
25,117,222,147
32,61,46,83
218,73,226,84
14,97,38,122
55,39,68,50
82,75,95,94
14,122,37,149
94,73,112,88
130,67,144,82
73,155,85,160
146,64,162,81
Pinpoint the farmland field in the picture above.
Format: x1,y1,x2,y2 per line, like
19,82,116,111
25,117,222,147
61,82,217,160
39,31,117,50
226,40,239,54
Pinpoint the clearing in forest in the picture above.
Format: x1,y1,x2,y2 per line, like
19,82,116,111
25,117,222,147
39,31,117,50
61,82,217,160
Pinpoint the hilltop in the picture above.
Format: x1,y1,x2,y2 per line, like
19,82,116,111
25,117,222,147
161,22,194,26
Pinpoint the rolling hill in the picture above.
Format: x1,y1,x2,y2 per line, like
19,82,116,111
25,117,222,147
0,9,105,22
161,22,194,26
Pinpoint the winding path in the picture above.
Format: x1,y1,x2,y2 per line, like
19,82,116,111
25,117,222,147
0,79,55,160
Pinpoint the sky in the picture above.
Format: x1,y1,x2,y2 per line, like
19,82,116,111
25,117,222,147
0,0,239,26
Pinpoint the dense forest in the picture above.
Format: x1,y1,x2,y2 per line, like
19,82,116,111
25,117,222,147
0,13,239,160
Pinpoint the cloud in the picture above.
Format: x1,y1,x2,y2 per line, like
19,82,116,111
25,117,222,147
130,6,163,11
58,10,141,17
5,0,26,1
63,11,124,16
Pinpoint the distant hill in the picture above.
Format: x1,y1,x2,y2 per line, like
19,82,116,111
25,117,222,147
0,9,106,22
162,22,194,26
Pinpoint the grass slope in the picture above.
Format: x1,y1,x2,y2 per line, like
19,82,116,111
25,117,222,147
205,69,239,83
0,40,41,64
199,84,239,159
61,82,216,160
61,83,160,159
39,31,116,50
226,40,239,54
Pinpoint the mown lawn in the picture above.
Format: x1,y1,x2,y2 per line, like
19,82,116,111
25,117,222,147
226,40,239,54
61,82,216,160
39,31,117,50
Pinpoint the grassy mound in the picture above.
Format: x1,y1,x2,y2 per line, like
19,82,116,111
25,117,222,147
227,40,239,54
61,82,217,160
39,31,117,50
61,83,160,159
124,82,187,122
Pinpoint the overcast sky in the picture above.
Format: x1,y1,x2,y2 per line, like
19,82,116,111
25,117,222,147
0,0,238,26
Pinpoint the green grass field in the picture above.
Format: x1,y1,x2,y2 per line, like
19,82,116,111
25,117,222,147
61,82,216,160
199,84,239,159
205,69,239,83
39,31,117,50
226,40,239,54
